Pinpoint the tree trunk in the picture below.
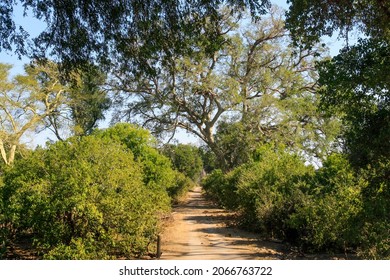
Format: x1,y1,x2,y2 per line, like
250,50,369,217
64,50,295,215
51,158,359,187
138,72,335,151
0,139,17,166
0,139,9,165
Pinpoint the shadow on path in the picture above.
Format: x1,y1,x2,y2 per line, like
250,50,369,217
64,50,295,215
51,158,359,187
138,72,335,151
160,186,286,260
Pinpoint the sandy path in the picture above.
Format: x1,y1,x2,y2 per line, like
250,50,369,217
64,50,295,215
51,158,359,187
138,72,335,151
160,186,286,260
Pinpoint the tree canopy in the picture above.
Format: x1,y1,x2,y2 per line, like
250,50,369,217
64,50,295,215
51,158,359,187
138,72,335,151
1,0,270,73
317,38,390,167
285,0,389,167
112,7,340,169
286,0,390,48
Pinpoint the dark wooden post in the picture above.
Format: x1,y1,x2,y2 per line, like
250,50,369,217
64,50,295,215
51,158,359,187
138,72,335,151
157,234,162,259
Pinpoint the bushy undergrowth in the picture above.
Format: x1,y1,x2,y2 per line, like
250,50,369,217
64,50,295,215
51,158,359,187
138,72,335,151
202,146,390,259
356,160,390,259
204,145,314,240
167,171,196,204
0,124,193,259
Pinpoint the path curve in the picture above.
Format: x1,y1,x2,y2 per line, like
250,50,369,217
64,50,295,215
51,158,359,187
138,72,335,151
160,186,286,260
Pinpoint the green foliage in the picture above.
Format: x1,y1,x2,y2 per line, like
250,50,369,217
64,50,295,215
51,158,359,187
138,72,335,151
0,0,269,74
356,160,390,259
203,144,314,240
162,144,203,182
285,0,389,258
289,154,364,251
198,145,217,174
202,168,242,210
0,174,5,258
0,134,171,259
317,39,390,168
234,145,314,239
93,123,176,190
290,156,389,258
213,121,259,170
43,238,110,260
69,65,111,136
286,0,390,48
167,171,195,205
203,149,389,258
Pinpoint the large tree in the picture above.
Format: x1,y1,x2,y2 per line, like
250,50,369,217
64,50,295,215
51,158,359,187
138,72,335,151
285,0,390,169
112,7,340,169
0,0,270,74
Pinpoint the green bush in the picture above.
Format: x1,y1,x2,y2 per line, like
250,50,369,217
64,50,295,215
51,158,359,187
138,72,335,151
289,157,363,252
93,123,176,190
202,145,389,258
1,135,171,259
289,154,389,256
203,144,314,240
234,146,314,240
0,175,6,258
167,171,195,204
202,168,242,209
356,160,390,259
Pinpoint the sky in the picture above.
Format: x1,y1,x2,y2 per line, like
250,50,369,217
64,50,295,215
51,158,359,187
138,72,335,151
0,0,354,148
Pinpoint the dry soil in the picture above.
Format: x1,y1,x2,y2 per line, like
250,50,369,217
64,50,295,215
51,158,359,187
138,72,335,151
160,186,287,260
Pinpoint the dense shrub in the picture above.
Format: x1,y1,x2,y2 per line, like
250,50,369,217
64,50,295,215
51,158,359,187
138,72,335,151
167,171,195,204
203,145,314,240
202,168,242,210
203,148,389,258
93,123,176,190
356,160,390,259
93,124,195,205
0,175,5,258
289,154,364,251
290,155,389,258
234,146,314,240
0,135,171,259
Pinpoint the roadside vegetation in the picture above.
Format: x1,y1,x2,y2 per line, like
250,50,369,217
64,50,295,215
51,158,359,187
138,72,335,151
0,1,388,259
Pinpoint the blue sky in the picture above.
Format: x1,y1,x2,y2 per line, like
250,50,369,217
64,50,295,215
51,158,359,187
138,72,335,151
0,0,352,147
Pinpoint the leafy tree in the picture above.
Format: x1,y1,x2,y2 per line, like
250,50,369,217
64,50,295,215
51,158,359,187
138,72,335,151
47,64,111,139
317,38,389,168
198,145,217,174
286,7,390,257
113,7,338,169
212,121,258,170
162,143,203,181
0,62,67,166
0,0,270,73
286,0,390,169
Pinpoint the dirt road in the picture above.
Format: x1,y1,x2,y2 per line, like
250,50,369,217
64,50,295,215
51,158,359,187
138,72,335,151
160,186,286,260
